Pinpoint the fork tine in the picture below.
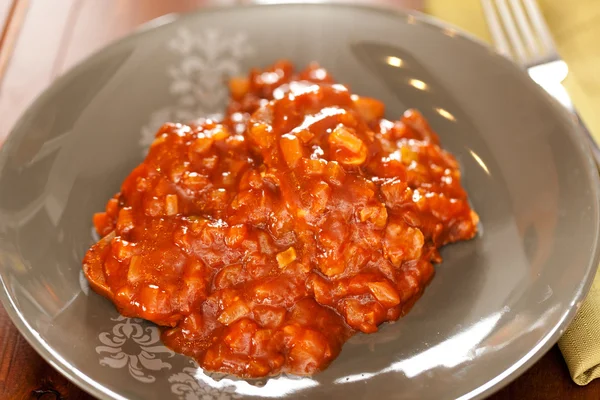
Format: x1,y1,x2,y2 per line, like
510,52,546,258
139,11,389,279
522,0,556,53
508,0,539,57
495,0,528,63
481,0,512,57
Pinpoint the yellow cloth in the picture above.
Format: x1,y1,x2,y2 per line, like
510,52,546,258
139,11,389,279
426,0,600,386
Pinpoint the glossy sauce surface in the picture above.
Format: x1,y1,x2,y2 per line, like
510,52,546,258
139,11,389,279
83,61,478,377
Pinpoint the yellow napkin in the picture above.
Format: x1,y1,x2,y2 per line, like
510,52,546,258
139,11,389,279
426,0,600,386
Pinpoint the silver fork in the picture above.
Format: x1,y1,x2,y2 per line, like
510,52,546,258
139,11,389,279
481,0,600,164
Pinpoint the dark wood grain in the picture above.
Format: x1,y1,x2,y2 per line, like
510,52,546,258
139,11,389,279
0,1,599,399
0,309,90,399
0,0,75,139
0,0,29,89
0,0,14,26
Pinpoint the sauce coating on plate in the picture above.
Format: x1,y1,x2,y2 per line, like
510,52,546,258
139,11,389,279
83,60,478,377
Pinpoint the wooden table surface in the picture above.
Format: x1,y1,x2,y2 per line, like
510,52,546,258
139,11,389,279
1,1,600,399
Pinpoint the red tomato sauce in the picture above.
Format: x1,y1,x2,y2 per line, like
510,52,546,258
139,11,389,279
83,60,478,377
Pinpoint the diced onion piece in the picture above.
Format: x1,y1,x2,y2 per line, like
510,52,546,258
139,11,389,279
213,264,244,290
325,161,346,185
367,281,401,307
116,207,135,233
97,230,116,247
295,129,315,143
226,224,248,247
151,134,167,148
106,198,119,215
229,76,250,100
282,324,301,337
145,197,163,217
383,222,424,266
115,286,134,302
343,298,384,333
165,194,178,216
248,122,275,150
390,122,409,140
358,204,388,229
402,108,439,143
114,238,134,261
329,126,363,153
352,95,385,123
471,210,480,226
218,299,251,326
127,255,143,283
310,274,333,305
182,172,209,192
136,177,149,191
338,110,358,128
248,357,273,377
328,125,367,165
201,155,219,171
280,134,304,168
224,319,257,354
190,135,214,155
138,284,171,318
93,212,110,235
400,145,418,164
276,247,297,269
177,276,206,313
310,181,330,213
181,313,203,333
380,180,411,209
252,305,286,329
210,125,229,141
286,329,333,375
302,158,327,175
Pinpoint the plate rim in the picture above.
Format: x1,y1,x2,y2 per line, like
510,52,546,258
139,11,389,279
0,2,599,400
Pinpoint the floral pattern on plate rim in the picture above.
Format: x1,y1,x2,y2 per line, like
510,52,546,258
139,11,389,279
139,27,254,151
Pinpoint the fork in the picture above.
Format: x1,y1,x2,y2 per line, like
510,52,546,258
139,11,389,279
481,0,600,165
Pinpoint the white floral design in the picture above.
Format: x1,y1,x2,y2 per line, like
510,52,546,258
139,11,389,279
140,28,254,150
169,363,242,400
96,315,175,383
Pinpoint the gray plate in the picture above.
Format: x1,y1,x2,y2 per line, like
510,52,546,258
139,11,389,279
0,2,599,400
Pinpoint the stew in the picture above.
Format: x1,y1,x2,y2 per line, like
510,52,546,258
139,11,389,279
83,60,478,378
